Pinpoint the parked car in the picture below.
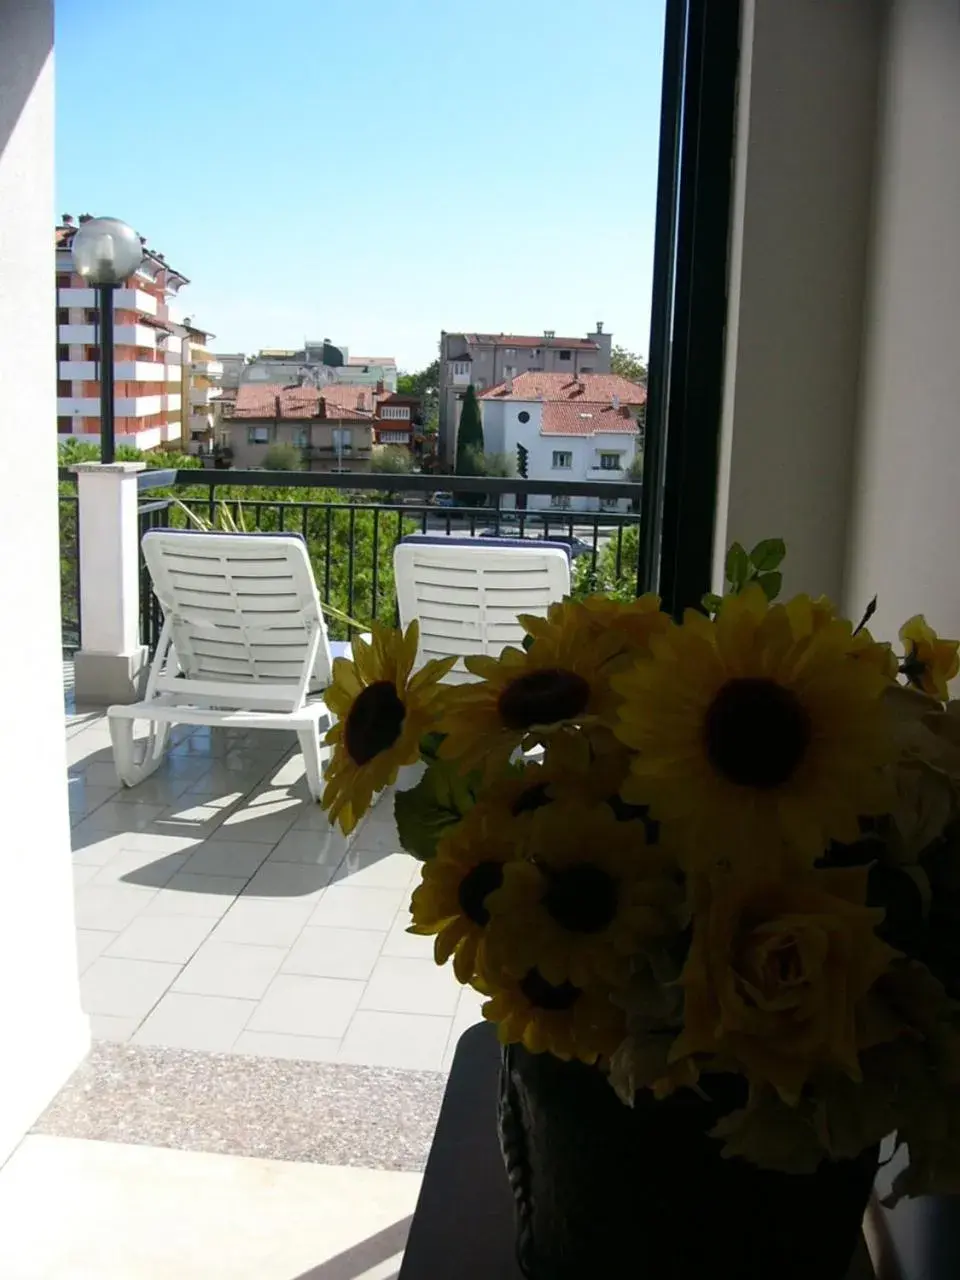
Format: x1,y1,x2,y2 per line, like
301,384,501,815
540,534,594,559
432,491,454,508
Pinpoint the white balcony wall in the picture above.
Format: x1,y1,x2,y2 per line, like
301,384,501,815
115,395,164,417
165,394,182,412
59,361,94,379
0,0,88,1163
57,397,100,415
57,287,158,316
58,323,95,343
114,324,158,348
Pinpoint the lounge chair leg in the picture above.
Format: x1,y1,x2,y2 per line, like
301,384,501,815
297,724,326,801
109,717,170,787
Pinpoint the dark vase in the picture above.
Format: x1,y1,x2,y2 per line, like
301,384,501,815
499,1043,878,1280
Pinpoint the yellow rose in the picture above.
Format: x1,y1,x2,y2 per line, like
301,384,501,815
669,867,898,1104
900,614,960,700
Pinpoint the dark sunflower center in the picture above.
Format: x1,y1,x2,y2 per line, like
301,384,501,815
343,681,406,766
519,967,582,1011
511,782,552,816
456,860,504,926
542,863,619,933
704,677,811,789
497,669,591,731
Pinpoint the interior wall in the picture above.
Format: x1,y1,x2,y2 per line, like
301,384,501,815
713,0,884,602
0,0,89,1161
843,0,960,641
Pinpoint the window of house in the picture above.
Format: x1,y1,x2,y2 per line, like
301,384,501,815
56,272,71,289
452,361,469,376
559,350,572,361
379,430,408,445
248,425,271,444
84,309,98,323
88,345,100,362
57,416,73,433
332,428,351,450
503,347,515,357
380,405,410,420
550,494,571,509
599,496,621,511
527,366,543,373
599,452,622,470
581,367,593,374
57,345,69,362
518,410,531,424
295,428,309,447
57,380,71,397
552,451,573,469
56,308,68,326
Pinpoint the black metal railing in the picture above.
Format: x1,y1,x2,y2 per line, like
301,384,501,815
132,469,643,647
56,467,643,653
58,479,80,651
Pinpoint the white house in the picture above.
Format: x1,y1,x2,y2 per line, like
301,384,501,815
479,372,644,512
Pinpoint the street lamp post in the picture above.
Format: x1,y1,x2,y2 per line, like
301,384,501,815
70,217,144,464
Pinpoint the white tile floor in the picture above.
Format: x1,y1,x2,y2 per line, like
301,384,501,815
66,689,483,1072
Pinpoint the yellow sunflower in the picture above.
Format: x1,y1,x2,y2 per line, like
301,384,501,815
437,607,627,778
408,810,520,983
483,803,683,987
900,614,960,700
613,585,894,871
322,621,455,833
529,592,671,661
478,965,626,1064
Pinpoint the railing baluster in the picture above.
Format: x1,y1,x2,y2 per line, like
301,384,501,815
324,507,332,603
347,506,356,636
278,503,285,532
371,508,380,624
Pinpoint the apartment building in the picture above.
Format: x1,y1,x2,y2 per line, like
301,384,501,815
55,214,189,450
479,371,644,513
241,340,398,393
438,324,612,463
223,383,374,472
374,392,421,447
182,323,223,452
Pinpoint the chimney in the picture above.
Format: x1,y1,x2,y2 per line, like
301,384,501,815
375,378,384,395
596,321,604,334
612,394,620,411
504,376,514,394
356,391,365,410
78,213,92,223
274,394,282,420
61,213,74,227
544,329,555,340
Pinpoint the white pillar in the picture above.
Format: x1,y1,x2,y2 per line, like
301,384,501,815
0,0,89,1163
73,462,149,705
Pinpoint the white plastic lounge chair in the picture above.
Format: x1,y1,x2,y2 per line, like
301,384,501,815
393,535,571,684
108,530,335,799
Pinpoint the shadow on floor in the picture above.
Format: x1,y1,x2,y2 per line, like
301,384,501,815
290,1215,411,1280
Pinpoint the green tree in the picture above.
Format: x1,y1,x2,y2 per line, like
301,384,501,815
262,442,302,471
610,345,648,385
396,358,439,401
455,385,484,473
370,444,413,474
572,525,641,602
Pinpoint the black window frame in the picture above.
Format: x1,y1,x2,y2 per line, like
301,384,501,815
640,0,741,617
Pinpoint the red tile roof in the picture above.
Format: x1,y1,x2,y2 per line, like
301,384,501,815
465,334,600,351
481,371,646,405
541,402,640,436
233,383,378,421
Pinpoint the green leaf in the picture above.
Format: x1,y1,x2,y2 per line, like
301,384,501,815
393,761,479,861
701,592,723,615
749,538,786,573
756,571,783,601
725,542,750,590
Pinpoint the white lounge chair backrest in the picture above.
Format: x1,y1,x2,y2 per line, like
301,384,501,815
393,536,571,684
142,529,333,713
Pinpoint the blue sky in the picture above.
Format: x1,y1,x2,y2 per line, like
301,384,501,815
56,0,665,371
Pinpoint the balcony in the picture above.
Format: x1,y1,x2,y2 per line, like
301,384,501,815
56,467,643,1067
190,384,223,407
191,359,224,379
57,287,158,316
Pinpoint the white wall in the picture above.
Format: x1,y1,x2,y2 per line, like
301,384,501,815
843,0,960,641
713,0,884,602
0,0,89,1160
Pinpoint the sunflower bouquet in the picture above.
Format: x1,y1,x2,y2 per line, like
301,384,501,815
320,539,960,1202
